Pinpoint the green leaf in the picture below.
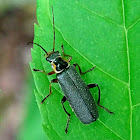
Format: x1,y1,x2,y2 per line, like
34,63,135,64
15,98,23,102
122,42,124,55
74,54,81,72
30,0,140,139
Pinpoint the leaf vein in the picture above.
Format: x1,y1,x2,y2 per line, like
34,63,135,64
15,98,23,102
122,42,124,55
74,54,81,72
76,0,123,28
98,119,125,140
132,103,140,108
55,25,128,86
127,18,140,31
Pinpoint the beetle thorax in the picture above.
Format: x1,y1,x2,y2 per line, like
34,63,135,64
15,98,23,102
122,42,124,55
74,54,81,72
51,56,69,73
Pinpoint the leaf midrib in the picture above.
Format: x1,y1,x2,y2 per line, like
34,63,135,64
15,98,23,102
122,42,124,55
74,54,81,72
121,0,132,140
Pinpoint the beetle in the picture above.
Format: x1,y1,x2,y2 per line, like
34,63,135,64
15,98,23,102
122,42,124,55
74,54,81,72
29,7,114,133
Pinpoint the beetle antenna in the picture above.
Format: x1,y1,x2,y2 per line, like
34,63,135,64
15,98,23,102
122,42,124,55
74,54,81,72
27,42,48,55
52,6,55,52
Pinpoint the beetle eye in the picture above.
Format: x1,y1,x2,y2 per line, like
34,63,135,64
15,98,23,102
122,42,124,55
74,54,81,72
46,57,51,62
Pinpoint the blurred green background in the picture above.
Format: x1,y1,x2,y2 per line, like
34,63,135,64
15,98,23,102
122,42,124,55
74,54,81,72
0,0,46,139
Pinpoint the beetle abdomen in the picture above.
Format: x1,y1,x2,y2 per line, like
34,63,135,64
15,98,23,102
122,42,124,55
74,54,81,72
57,65,99,124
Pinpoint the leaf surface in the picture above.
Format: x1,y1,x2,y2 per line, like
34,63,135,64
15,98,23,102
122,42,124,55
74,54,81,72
30,0,140,139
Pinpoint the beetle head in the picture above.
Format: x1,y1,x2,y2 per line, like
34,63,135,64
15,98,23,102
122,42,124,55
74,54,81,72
45,51,60,63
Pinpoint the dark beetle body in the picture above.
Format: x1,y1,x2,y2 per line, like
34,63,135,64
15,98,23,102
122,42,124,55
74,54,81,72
57,65,99,124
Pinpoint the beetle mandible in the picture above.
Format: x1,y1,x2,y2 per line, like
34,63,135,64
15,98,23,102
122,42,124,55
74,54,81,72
29,6,114,133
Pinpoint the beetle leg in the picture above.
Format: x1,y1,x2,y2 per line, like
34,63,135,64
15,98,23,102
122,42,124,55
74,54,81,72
41,79,58,104
61,96,71,133
33,69,55,76
73,63,96,75
61,44,72,62
87,83,114,115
